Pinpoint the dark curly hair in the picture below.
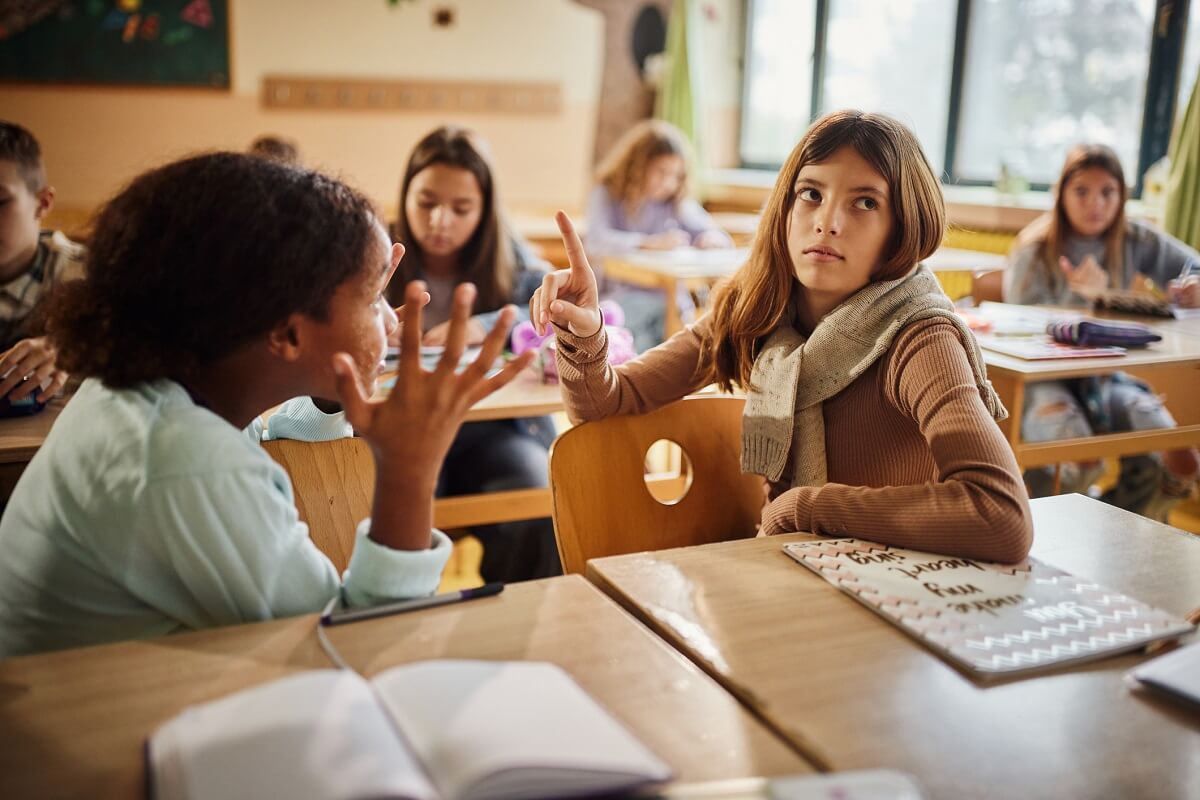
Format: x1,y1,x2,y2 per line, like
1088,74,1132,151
45,152,377,388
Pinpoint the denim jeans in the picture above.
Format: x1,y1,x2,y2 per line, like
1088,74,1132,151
1020,376,1184,520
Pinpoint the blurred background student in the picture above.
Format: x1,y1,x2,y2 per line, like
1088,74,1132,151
585,120,732,351
1003,144,1200,520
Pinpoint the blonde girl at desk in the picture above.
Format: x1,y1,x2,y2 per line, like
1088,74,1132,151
0,153,530,657
533,110,1033,563
1003,144,1200,520
585,120,733,352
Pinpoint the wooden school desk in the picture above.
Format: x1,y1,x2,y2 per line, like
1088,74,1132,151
602,247,1006,338
0,396,67,502
585,494,1200,800
460,367,565,423
602,247,751,337
0,575,813,798
981,307,1200,468
923,247,1006,301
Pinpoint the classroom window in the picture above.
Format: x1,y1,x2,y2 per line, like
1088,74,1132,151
740,0,1195,191
820,0,957,176
740,0,818,167
956,0,1155,185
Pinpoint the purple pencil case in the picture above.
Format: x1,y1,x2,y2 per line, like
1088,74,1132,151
1046,319,1162,348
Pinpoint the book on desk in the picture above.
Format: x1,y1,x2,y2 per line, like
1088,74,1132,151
975,336,1127,360
147,659,672,800
782,538,1194,680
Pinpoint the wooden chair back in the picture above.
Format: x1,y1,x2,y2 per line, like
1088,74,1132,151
262,438,374,573
548,396,763,574
972,269,1005,304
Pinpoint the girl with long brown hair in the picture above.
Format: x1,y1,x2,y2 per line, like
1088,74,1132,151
532,110,1033,563
390,126,560,582
1003,144,1200,519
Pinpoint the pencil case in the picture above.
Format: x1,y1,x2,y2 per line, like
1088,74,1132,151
1046,319,1162,348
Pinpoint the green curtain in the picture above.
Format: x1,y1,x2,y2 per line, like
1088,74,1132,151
655,0,704,174
1164,67,1200,250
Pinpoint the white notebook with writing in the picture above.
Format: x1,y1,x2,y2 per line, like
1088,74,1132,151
782,538,1194,679
148,660,673,800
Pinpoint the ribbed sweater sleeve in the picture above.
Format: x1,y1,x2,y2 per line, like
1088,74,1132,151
762,319,1033,563
554,315,712,424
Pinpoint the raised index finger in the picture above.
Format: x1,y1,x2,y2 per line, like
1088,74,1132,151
555,211,592,280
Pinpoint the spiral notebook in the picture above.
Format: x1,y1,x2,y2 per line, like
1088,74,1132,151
782,539,1194,680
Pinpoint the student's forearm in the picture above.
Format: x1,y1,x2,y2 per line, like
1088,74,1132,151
368,464,437,551
555,321,708,422
771,479,1032,563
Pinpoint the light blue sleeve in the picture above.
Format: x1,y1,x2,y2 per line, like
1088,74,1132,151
264,396,352,442
125,451,451,628
584,185,646,256
676,198,732,244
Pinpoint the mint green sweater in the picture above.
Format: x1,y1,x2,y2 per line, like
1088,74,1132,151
0,379,451,658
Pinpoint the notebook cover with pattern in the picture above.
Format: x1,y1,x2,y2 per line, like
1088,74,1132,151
782,538,1194,679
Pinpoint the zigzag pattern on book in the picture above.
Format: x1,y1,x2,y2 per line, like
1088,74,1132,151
972,624,1159,668
963,609,1146,650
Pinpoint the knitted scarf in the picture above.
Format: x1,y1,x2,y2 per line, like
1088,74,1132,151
740,264,1006,486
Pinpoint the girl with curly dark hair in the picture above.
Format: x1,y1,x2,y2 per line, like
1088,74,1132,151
0,152,531,657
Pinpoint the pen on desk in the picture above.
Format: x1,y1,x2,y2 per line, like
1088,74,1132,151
1143,606,1200,656
320,582,505,626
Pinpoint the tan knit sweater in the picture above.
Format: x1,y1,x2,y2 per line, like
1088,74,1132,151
555,314,1033,563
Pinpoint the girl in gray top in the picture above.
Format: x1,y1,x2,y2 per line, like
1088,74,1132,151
1003,144,1200,520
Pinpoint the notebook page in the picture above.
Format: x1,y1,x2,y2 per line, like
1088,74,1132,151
372,660,673,800
150,670,437,800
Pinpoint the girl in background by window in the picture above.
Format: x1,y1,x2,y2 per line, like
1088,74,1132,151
1003,144,1200,520
585,120,733,351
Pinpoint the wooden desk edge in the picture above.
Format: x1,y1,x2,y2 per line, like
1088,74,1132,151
584,552,836,773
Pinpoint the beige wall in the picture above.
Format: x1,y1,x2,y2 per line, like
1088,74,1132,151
2,0,604,227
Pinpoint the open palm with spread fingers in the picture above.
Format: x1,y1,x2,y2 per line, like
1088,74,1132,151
331,279,534,551
1059,254,1108,298
530,211,603,338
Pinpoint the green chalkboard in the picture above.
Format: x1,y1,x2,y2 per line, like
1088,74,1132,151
0,0,229,88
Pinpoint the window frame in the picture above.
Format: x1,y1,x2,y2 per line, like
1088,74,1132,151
738,0,1194,197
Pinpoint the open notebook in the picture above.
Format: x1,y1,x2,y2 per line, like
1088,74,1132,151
148,660,672,800
782,539,1194,680
975,335,1126,360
